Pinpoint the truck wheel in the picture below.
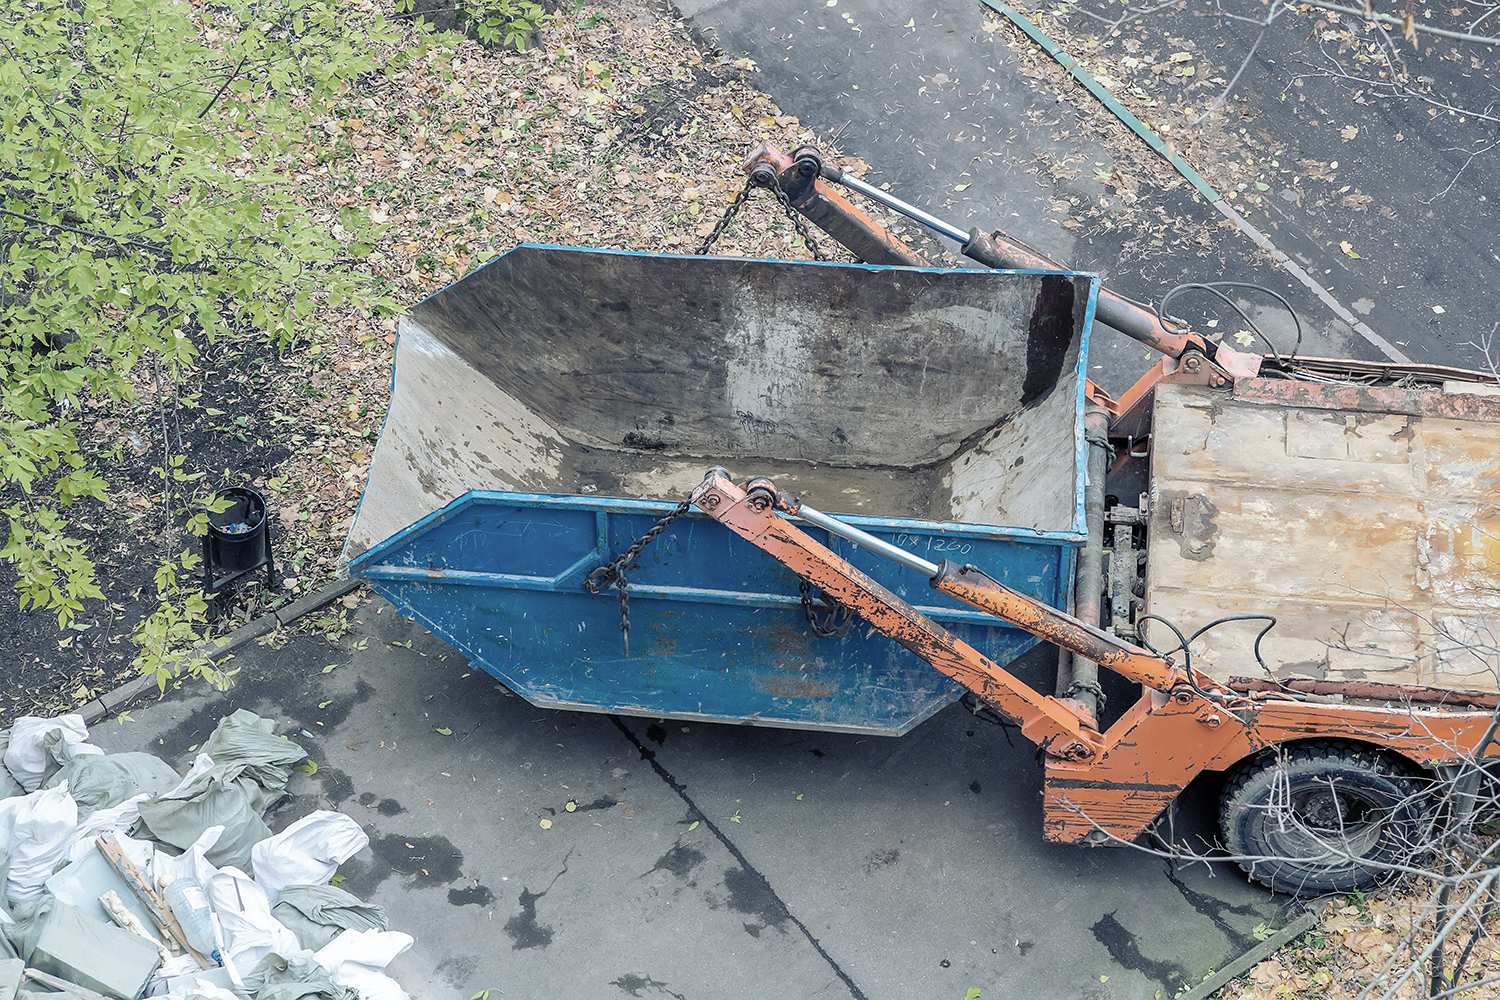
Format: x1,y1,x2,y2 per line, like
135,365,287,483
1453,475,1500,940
1219,741,1428,896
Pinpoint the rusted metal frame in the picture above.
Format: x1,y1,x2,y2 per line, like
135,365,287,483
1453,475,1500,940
688,471,1103,759
1230,676,1500,710
928,561,1191,694
1283,354,1500,387
740,142,931,268
1235,376,1500,422
742,142,1269,379
1043,687,1500,842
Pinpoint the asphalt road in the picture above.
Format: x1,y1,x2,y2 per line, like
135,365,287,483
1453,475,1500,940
680,0,1499,394
96,602,1293,999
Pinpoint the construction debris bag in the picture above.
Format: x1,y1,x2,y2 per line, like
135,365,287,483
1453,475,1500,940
312,929,412,1000
201,711,307,810
4,896,160,1000
272,885,387,953
0,735,24,801
5,717,101,794
250,812,368,902
136,768,270,873
206,866,301,970
242,951,359,1000
0,784,77,905
41,737,179,821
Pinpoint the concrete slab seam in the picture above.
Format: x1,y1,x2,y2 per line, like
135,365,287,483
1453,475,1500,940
78,577,367,725
1175,903,1323,1000
1213,201,1413,363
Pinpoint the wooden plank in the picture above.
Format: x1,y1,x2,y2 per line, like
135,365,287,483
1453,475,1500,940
94,836,213,970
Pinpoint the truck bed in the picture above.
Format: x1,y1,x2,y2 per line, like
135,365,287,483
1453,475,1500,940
1145,378,1500,693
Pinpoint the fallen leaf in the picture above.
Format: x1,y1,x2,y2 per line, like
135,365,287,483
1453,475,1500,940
1344,928,1391,956
1340,240,1361,258
1250,960,1283,985
435,727,452,735
1342,193,1373,211
322,663,339,673
1341,125,1359,141
954,183,971,191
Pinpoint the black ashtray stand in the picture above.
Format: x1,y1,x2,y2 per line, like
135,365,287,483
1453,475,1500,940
201,487,276,616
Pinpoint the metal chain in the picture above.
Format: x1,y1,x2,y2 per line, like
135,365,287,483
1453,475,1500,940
584,500,693,657
696,175,828,262
695,176,756,256
1063,679,1108,715
798,578,855,638
768,181,828,262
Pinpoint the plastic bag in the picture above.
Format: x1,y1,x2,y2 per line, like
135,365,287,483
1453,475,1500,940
153,826,224,889
242,950,359,1000
314,929,413,1000
5,717,101,793
43,743,179,820
201,710,307,807
67,793,150,859
206,866,300,970
272,885,386,953
0,783,78,905
250,811,367,902
137,768,270,872
0,734,25,801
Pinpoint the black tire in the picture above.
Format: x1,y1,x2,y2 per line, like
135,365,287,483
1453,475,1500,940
1219,741,1429,896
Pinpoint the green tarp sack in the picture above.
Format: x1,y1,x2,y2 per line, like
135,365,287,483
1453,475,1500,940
39,732,179,820
243,951,359,1000
272,884,388,952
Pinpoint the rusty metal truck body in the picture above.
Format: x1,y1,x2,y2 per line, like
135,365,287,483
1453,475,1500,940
344,146,1500,894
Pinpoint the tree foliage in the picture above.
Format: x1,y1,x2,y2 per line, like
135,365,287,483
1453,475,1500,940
0,0,395,637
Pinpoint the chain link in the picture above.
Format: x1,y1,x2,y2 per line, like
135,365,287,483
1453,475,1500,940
584,500,693,656
798,578,855,638
696,175,827,261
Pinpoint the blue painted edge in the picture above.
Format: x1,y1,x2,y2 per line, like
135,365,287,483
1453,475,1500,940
980,0,1222,205
347,490,1088,581
1070,276,1101,539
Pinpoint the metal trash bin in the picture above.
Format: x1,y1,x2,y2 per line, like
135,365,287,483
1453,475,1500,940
202,486,275,593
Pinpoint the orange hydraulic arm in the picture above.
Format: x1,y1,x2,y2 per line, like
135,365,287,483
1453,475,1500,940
741,143,1264,381
690,469,1105,759
690,468,1500,845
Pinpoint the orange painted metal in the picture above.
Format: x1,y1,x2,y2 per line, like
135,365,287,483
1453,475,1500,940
688,470,1103,760
1044,688,1500,843
929,561,1187,693
740,143,930,268
691,469,1500,848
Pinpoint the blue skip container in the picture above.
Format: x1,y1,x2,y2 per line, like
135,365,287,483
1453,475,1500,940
344,245,1098,734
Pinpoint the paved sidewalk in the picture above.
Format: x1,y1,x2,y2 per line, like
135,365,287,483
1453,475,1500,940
94,593,1290,999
